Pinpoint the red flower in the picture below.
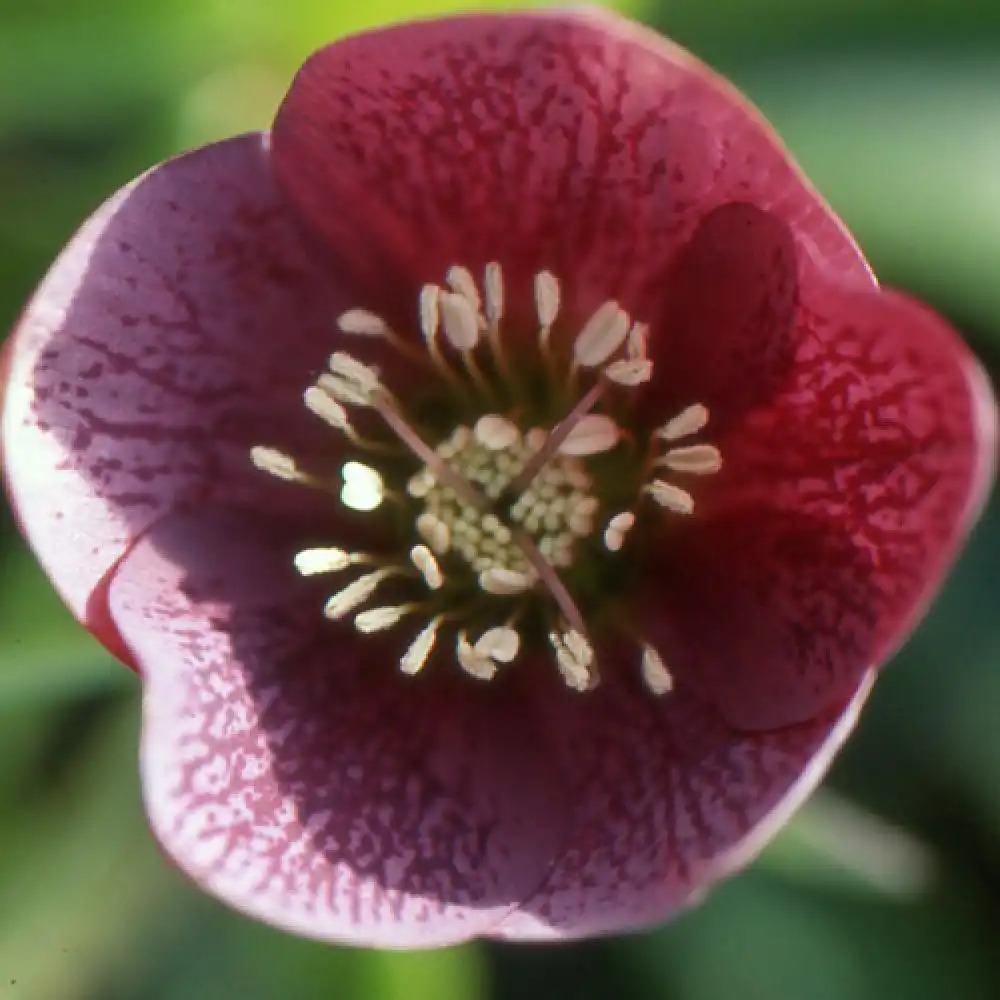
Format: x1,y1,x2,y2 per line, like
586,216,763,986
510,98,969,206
1,10,995,945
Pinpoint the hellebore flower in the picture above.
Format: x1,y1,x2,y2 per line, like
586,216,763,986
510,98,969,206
1,9,995,946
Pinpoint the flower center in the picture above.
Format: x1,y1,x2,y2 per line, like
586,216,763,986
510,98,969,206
251,264,721,694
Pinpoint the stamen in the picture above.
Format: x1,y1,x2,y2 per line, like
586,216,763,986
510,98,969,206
646,479,695,515
574,301,629,368
627,322,649,360
474,414,521,450
657,444,723,475
341,461,385,512
439,291,481,351
456,626,521,681
337,308,392,338
549,629,596,691
324,568,395,619
354,605,411,633
603,511,636,552
409,544,444,590
446,265,483,313
604,358,653,386
483,262,503,325
304,387,351,431
535,270,560,333
294,547,359,575
400,617,441,675
317,373,373,408
456,632,499,681
420,284,441,348
558,414,620,456
479,566,536,595
641,644,673,695
476,626,520,663
659,403,709,441
328,352,382,397
250,446,314,485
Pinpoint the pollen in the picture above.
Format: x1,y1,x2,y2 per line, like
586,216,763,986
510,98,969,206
251,262,722,696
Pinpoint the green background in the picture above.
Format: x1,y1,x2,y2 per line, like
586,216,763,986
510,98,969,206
1,1,998,997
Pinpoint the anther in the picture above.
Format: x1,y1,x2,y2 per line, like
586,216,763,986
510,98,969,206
603,511,636,552
416,511,452,554
549,629,596,691
658,403,709,441
439,291,480,351
250,446,313,485
400,617,441,676
446,265,483,313
646,479,695,515
340,461,385,512
354,605,411,633
558,414,621,456
337,308,393,338
574,301,629,368
657,444,723,475
294,547,359,575
534,270,560,332
483,262,504,325
409,544,444,590
641,644,673,695
604,357,653,386
324,568,395,619
474,414,521,450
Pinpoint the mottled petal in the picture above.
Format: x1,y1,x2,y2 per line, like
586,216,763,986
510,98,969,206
493,670,872,940
1,134,353,638
638,286,995,731
270,9,870,334
111,508,569,946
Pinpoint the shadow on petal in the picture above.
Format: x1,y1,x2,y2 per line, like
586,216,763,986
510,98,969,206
109,506,571,947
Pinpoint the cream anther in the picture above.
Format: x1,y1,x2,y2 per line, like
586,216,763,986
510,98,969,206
439,291,480,351
355,605,410,633
341,461,384,512
658,444,723,475
603,511,635,552
293,547,353,575
337,308,393,338
324,568,393,619
574,301,629,367
534,270,560,329
446,265,482,312
659,403,709,441
474,414,521,450
641,644,673,695
484,262,504,324
409,544,444,590
647,479,695,515
400,618,441,676
558,414,620,456
605,357,653,386
479,566,536,595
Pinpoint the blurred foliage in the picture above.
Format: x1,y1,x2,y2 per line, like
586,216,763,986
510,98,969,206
1,0,998,998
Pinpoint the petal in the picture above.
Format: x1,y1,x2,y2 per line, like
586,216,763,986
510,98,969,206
640,286,995,731
111,507,570,947
642,202,800,426
493,669,873,940
1,134,353,636
270,9,870,334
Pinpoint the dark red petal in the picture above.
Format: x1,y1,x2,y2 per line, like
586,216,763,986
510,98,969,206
110,508,570,946
641,202,800,426
270,9,870,333
1,134,352,634
640,287,996,731
493,669,872,940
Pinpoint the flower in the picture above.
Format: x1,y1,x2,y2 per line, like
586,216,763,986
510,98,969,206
1,8,995,946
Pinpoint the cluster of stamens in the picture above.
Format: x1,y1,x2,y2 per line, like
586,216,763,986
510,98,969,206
251,262,722,696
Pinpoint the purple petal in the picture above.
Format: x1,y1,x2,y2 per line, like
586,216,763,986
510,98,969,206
110,508,570,946
2,134,349,632
493,671,872,940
